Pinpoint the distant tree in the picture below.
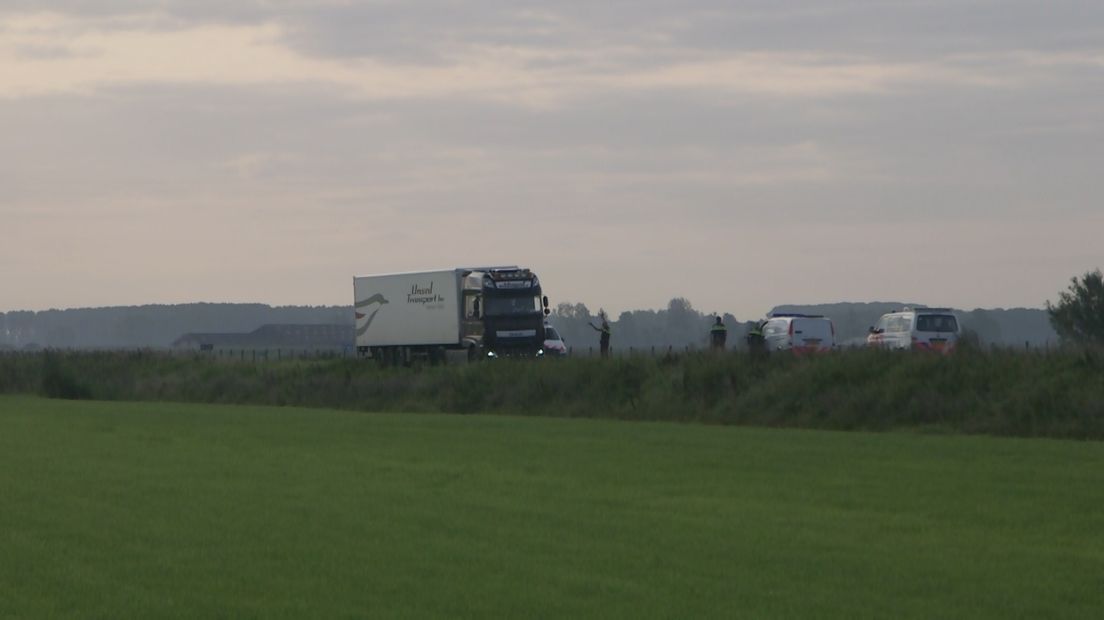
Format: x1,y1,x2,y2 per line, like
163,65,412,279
960,309,1002,346
553,302,591,322
666,297,694,318
617,311,637,343
1046,269,1104,346
665,297,698,337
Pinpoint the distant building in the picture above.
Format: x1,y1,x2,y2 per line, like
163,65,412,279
172,324,353,351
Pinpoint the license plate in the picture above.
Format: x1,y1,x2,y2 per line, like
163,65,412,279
803,339,821,346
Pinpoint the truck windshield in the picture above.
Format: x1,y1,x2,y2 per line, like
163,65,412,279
916,314,958,332
484,295,541,316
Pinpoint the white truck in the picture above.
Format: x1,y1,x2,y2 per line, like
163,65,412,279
353,267,550,364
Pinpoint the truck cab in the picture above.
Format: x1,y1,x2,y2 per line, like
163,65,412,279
477,268,550,357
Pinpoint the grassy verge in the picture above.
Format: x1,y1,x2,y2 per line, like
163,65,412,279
1,395,1102,618
1,348,1103,438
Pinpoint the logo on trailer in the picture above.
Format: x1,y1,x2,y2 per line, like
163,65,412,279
355,293,389,337
407,282,442,305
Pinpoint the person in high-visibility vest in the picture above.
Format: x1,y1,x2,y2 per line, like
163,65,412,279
746,321,767,357
588,312,612,358
710,316,728,350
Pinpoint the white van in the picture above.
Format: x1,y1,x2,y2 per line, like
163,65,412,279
761,313,836,354
867,307,960,353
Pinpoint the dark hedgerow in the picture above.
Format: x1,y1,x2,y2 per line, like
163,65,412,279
1,348,1102,439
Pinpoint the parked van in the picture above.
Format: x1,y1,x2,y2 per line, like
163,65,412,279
867,307,960,353
761,313,836,354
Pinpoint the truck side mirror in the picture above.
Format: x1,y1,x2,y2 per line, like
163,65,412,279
542,296,549,308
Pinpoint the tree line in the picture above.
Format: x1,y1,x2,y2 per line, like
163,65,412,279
5,278,1098,351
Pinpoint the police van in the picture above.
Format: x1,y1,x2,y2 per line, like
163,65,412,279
761,313,836,354
542,321,568,357
867,307,961,353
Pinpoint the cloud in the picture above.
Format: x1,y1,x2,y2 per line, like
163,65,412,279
6,1,1102,58
0,2,1101,315
4,8,1100,107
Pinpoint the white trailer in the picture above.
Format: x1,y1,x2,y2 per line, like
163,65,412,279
354,269,476,363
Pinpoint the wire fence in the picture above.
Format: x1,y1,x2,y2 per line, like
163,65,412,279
0,338,1063,365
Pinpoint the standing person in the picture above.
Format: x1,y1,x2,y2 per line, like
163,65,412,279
746,321,766,358
710,316,728,351
589,312,612,358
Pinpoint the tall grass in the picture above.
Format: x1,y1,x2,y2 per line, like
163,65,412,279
1,348,1101,439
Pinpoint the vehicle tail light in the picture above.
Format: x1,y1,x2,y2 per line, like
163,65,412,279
788,322,794,336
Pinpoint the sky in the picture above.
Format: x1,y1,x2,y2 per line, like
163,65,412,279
2,1,1101,318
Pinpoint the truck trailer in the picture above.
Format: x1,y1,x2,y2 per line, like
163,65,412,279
353,267,550,364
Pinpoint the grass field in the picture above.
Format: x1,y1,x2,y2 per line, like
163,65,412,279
2,395,1103,617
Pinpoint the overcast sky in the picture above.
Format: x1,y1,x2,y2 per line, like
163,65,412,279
2,1,1101,318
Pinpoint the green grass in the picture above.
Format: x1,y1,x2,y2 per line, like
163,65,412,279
2,395,1102,618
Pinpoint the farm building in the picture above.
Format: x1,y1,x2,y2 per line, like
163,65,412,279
172,324,353,351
